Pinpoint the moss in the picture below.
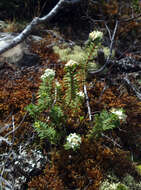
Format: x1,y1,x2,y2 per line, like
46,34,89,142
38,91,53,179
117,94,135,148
53,45,87,63
100,181,129,190
100,180,120,190
53,44,115,70
136,165,141,175
103,47,115,58
100,173,141,190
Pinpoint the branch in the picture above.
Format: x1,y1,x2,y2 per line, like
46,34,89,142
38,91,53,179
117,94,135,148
0,0,80,55
4,112,27,138
84,84,92,121
119,13,141,23
123,74,141,100
101,133,122,148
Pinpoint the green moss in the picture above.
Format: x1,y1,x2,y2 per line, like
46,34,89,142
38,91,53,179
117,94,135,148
100,180,120,190
100,172,141,190
53,44,115,65
103,47,115,58
53,45,87,63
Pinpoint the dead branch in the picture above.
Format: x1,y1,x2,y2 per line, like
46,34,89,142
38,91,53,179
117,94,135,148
0,0,80,55
84,84,92,121
101,133,122,148
4,112,28,138
123,74,141,100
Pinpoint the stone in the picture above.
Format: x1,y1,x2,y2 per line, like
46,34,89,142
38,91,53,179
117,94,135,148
0,33,26,64
0,20,6,31
0,32,42,67
18,53,40,68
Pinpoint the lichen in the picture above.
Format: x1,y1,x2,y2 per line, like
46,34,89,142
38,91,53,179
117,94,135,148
53,45,87,63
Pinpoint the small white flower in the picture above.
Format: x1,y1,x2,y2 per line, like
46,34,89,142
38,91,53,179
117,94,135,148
41,69,55,80
65,60,79,68
55,80,61,88
89,30,103,41
77,91,85,98
100,180,120,190
110,108,127,122
66,133,81,150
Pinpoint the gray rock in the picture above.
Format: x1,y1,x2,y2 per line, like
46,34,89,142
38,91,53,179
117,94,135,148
0,33,27,64
0,20,6,30
0,32,42,67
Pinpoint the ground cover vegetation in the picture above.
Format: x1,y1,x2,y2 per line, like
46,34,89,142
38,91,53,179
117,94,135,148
0,0,141,189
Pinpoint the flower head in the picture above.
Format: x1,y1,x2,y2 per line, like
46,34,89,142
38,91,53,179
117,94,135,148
41,69,55,80
55,80,61,88
110,108,127,122
65,133,81,151
77,91,85,98
65,60,79,68
89,30,103,41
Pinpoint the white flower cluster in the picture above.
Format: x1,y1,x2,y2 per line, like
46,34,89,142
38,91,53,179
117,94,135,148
65,59,79,68
77,91,85,98
41,68,55,80
100,180,120,190
66,133,81,150
110,108,127,122
89,30,103,41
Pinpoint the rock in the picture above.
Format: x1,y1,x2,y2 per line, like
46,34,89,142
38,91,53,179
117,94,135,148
0,20,6,31
0,33,25,64
0,32,42,67
18,53,40,68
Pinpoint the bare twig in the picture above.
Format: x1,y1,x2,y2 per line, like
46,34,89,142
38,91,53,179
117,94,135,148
12,115,15,145
101,133,122,148
4,112,28,138
105,23,112,41
89,20,118,75
84,84,92,121
0,136,12,146
123,74,141,100
0,124,12,134
119,13,141,23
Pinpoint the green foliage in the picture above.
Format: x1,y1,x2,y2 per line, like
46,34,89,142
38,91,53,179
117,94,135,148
34,121,60,144
100,172,141,190
26,68,65,145
26,103,39,119
26,65,84,146
122,175,139,188
63,61,82,108
132,0,140,12
100,173,141,190
135,165,141,175
100,180,120,190
88,110,120,138
116,183,128,190
26,71,55,120
26,31,120,149
27,102,65,144
26,30,114,148
100,180,129,190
